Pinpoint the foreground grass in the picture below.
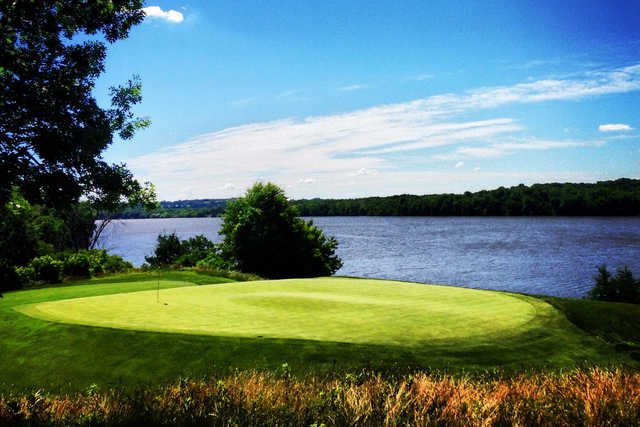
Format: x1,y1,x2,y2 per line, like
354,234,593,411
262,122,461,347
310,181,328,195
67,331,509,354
0,271,637,393
1,368,639,426
541,296,640,361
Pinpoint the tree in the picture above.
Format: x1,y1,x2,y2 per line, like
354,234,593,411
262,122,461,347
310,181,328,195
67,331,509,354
0,0,154,212
0,1,156,293
220,182,342,278
588,265,639,304
144,233,217,267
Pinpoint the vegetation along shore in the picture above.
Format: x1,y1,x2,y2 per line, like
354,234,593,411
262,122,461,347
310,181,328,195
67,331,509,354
110,178,640,219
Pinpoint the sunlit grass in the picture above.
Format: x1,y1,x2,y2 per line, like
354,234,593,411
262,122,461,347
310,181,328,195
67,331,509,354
17,278,537,344
0,272,636,393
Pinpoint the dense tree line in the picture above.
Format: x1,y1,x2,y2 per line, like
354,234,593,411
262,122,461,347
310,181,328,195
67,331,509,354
114,179,639,218
110,199,228,219
293,179,640,217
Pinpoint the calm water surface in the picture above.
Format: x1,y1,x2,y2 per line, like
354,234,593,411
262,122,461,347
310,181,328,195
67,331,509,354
97,217,640,298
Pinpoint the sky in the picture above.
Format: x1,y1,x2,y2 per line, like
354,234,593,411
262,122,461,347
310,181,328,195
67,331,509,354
94,0,640,200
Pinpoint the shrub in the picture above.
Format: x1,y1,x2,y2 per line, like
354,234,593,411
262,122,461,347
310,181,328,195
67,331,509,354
219,182,342,278
63,253,91,277
196,251,234,271
145,233,186,266
146,233,216,267
29,255,63,283
588,264,639,304
103,254,133,273
14,265,35,288
84,249,108,275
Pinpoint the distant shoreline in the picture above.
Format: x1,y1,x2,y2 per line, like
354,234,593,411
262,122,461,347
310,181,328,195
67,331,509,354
108,178,640,219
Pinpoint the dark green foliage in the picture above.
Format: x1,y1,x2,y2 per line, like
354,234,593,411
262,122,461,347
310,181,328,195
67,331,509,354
196,251,234,271
145,233,217,267
0,191,64,290
292,178,640,216
104,254,134,274
0,1,157,294
177,235,217,267
145,233,185,266
17,250,132,286
110,198,228,219
220,182,342,278
109,179,640,219
0,0,152,213
29,255,63,283
62,253,91,278
588,265,639,304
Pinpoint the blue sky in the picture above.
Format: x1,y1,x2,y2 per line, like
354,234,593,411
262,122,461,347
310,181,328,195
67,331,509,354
95,1,640,200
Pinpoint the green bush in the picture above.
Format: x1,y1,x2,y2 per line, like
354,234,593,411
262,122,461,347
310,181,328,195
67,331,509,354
145,233,186,266
196,251,234,271
30,255,63,283
63,253,91,277
24,250,131,284
146,233,216,267
220,182,342,278
103,254,133,273
84,249,108,275
14,265,35,287
588,265,639,304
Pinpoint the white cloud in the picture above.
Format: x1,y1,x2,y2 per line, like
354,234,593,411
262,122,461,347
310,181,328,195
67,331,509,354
143,6,184,23
455,161,464,168
221,183,236,190
127,63,640,199
598,123,634,132
349,168,378,176
473,167,481,172
435,138,605,160
298,178,315,184
338,84,371,91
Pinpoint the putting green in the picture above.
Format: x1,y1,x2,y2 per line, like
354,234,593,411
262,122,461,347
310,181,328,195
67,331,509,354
16,278,537,346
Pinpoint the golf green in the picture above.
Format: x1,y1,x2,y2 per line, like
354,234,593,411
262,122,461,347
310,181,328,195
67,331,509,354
16,278,536,346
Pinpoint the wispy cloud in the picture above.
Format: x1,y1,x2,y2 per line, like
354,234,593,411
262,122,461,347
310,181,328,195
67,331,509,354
435,138,605,160
598,123,634,132
128,63,640,199
143,6,184,23
338,83,372,91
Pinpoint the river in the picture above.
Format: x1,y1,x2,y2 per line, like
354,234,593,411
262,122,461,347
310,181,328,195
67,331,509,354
96,216,640,298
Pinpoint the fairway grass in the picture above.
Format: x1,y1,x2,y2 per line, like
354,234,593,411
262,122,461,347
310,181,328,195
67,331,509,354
1,272,636,392
17,278,537,345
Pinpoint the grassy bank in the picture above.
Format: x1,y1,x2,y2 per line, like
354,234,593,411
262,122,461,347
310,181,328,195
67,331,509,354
1,368,639,426
1,271,637,393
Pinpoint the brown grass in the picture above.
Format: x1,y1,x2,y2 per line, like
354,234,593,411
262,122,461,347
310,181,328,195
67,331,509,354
1,368,638,426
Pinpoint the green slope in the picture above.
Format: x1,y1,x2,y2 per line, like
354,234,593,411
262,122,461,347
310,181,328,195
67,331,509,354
0,272,635,392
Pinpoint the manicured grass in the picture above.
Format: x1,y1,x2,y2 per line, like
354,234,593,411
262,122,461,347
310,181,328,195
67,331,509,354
0,272,636,392
17,278,538,344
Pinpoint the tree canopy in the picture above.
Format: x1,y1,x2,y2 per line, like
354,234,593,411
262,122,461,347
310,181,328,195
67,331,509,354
0,1,155,292
0,0,154,212
220,182,342,279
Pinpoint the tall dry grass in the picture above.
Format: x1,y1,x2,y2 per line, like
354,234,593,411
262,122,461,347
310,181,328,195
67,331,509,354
1,368,638,426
